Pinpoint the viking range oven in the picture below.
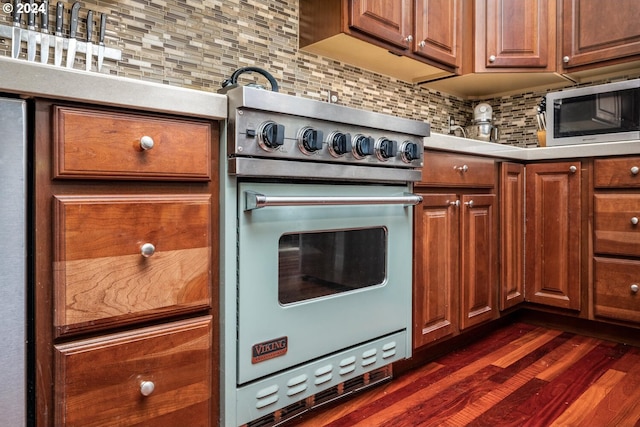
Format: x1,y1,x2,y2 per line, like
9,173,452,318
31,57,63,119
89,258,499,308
220,85,429,426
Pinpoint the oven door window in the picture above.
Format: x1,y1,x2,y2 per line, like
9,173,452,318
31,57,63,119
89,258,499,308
278,227,387,305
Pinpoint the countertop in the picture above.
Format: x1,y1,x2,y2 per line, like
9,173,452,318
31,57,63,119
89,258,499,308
0,57,227,119
425,132,640,160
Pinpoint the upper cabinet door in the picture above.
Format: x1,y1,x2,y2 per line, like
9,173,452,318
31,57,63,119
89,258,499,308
414,0,462,68
478,0,555,71
349,0,413,50
561,0,640,70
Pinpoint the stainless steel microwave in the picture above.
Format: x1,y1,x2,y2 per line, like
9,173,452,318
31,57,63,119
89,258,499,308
546,78,640,146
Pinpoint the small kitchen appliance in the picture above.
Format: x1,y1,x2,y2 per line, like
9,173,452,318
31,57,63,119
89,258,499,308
546,78,640,146
466,102,500,142
219,73,429,426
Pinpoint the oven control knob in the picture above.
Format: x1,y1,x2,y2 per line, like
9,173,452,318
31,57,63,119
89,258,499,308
375,138,398,161
400,141,421,163
353,134,374,159
257,120,285,151
328,131,352,157
297,126,324,154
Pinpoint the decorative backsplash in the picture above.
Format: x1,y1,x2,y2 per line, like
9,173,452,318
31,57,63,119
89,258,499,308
1,0,638,147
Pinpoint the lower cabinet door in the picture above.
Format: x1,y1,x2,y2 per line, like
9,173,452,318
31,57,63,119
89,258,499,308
54,316,212,427
593,257,640,325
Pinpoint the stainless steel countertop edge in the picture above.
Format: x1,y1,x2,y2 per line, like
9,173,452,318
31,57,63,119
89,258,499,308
0,57,227,119
425,132,640,160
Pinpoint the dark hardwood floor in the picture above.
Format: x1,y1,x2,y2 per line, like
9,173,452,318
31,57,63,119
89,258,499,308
290,322,640,426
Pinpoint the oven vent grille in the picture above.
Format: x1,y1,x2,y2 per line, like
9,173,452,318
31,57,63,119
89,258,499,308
242,365,393,427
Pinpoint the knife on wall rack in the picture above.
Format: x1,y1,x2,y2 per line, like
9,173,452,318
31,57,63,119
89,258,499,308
11,0,22,59
65,1,80,68
54,1,63,66
40,1,50,64
26,0,36,61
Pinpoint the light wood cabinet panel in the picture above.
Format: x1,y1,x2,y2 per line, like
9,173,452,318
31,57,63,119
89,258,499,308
593,258,640,324
54,317,212,427
460,194,498,329
500,162,525,311
525,162,582,310
413,193,459,347
560,0,640,71
54,195,212,336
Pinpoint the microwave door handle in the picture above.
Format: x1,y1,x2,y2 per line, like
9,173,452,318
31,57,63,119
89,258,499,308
244,191,423,211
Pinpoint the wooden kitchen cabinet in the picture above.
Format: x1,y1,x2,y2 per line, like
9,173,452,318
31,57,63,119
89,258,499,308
500,162,525,311
413,151,498,349
592,157,640,327
525,161,582,311
472,0,556,72
34,100,220,426
299,0,457,84
559,0,640,74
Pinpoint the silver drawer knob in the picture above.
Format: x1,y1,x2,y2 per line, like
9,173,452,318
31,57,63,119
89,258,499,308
631,284,639,293
418,40,426,48
488,55,496,62
464,200,474,208
569,165,577,173
140,380,155,397
140,243,156,257
454,164,469,173
140,135,155,150
631,166,639,175
631,217,639,225
563,56,570,63
404,35,413,43
448,200,460,207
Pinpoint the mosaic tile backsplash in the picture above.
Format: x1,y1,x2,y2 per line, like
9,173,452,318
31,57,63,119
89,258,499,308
1,0,638,147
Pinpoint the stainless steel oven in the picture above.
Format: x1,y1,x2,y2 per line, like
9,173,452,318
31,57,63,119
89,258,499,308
219,84,429,426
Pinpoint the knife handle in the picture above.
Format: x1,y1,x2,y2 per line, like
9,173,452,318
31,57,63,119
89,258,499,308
27,0,35,28
86,10,93,41
69,2,80,38
55,2,63,35
99,13,106,44
13,0,22,24
41,1,49,32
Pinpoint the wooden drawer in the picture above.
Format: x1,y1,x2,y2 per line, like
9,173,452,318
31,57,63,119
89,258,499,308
419,151,495,187
594,194,640,257
54,106,212,180
54,316,212,427
594,258,640,324
54,194,211,336
594,157,640,188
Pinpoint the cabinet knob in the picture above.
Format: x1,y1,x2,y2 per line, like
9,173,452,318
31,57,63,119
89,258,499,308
488,55,496,62
631,217,639,225
563,56,570,63
404,35,413,43
418,40,426,48
448,200,460,207
569,165,577,173
631,166,639,175
140,243,156,257
454,164,469,173
140,135,155,150
631,284,639,293
140,380,155,397
464,200,474,208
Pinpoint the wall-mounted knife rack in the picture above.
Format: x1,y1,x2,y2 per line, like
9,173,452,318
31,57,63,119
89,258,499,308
0,23,121,67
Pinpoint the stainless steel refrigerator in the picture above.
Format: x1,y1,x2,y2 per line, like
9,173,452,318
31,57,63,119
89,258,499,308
0,97,27,426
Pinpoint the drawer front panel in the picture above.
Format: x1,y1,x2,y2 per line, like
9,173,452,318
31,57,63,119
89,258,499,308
54,195,211,335
594,194,640,257
594,157,640,188
420,151,495,187
593,258,640,324
54,106,212,180
54,317,212,427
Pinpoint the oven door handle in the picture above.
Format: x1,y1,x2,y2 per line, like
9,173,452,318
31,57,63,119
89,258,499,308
244,191,423,211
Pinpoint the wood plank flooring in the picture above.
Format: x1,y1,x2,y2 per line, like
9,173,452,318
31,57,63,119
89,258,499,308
289,322,640,427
